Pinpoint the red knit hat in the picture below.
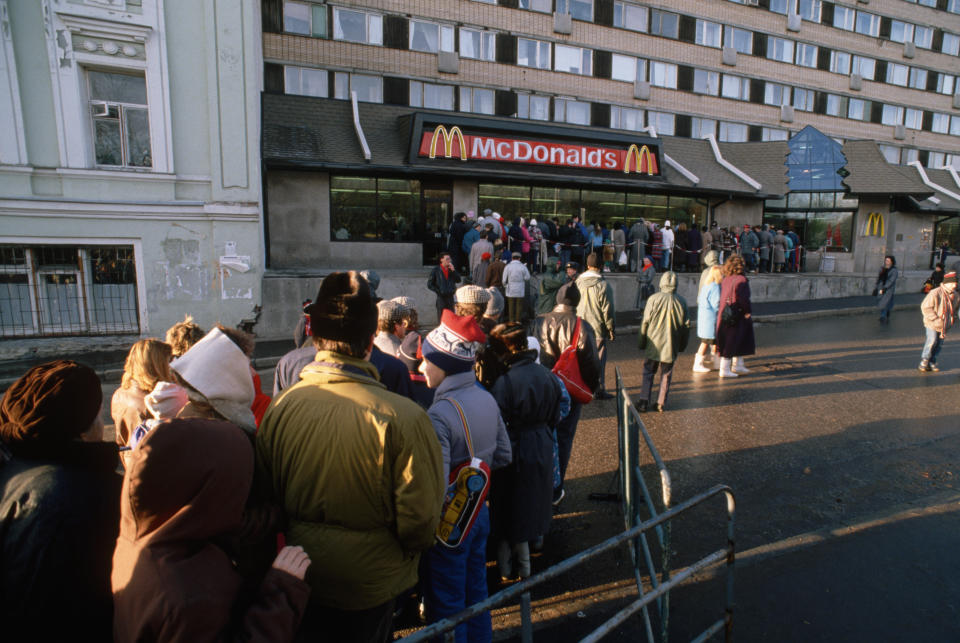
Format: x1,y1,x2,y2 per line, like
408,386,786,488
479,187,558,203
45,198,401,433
422,310,487,374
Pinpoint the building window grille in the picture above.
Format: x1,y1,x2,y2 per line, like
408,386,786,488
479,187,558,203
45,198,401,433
88,70,151,168
0,245,139,337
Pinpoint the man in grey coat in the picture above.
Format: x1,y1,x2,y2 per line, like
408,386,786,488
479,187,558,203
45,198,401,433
629,218,648,272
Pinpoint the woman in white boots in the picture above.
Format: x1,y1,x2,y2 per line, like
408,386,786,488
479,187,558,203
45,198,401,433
693,265,722,372
715,254,755,378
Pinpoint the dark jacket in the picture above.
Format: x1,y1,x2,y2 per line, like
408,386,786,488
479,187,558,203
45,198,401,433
489,352,564,543
274,345,411,399
716,274,756,358
486,260,506,289
428,265,461,298
1,440,121,642
533,304,601,393
273,345,316,396
448,219,470,255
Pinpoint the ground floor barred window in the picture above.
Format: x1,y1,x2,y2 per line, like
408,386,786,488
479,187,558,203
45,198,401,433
0,245,139,337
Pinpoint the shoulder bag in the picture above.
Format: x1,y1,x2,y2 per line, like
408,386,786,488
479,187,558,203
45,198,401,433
551,318,594,404
720,300,743,327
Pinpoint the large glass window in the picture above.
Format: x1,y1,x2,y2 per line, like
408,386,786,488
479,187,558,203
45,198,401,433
556,0,593,21
554,44,592,75
459,87,494,114
724,26,753,54
692,117,716,138
855,12,880,37
650,10,678,38
611,54,644,83
937,74,956,96
767,37,794,63
695,19,722,48
764,192,857,253
942,33,960,57
762,127,789,141
719,121,748,142
647,111,675,135
517,93,550,120
333,8,382,45
908,68,927,90
833,6,855,30
721,75,750,101
409,20,454,53
932,113,950,134
694,69,720,96
409,81,454,110
847,98,866,121
333,73,382,102
459,28,495,61
330,177,421,242
554,98,590,125
284,66,328,97
798,0,821,22
284,1,326,37
765,82,791,106
519,0,551,11
649,61,677,88
852,56,875,79
881,105,904,126
795,43,818,68
886,63,909,87
610,105,644,131
830,51,850,75
88,70,151,168
890,20,914,44
825,94,845,117
518,38,551,69
904,108,923,130
614,1,648,32
793,87,814,112
913,25,933,49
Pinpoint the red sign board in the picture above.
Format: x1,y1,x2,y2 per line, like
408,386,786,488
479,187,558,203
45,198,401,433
417,125,659,175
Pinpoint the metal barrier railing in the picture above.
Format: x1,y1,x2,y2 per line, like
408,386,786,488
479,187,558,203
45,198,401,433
399,367,735,643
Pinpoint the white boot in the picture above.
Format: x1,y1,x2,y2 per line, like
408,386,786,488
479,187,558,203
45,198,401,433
732,357,750,374
692,353,710,373
707,353,719,370
719,358,738,378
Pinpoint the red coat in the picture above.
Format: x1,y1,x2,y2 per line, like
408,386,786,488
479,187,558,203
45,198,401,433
716,274,756,358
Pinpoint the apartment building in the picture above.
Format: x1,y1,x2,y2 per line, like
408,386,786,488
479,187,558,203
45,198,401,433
258,0,960,308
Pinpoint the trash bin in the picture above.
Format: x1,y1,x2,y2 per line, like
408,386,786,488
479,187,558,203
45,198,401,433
820,254,835,273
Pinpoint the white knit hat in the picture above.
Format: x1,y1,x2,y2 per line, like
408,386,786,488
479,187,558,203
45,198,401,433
171,327,256,432
144,381,188,421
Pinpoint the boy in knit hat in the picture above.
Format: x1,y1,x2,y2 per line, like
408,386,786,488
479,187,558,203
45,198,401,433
374,299,408,357
418,310,512,642
919,270,959,372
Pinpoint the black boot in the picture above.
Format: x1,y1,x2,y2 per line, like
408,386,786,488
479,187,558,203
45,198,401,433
637,399,649,413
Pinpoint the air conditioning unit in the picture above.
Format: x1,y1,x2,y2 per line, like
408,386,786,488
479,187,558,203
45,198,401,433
634,80,651,101
903,42,915,59
894,124,906,140
787,13,802,32
554,12,572,35
953,92,960,109
780,105,795,123
744,0,759,6
437,52,459,74
722,46,738,66
849,73,863,91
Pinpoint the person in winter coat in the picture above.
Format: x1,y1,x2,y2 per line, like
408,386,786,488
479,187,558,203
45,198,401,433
612,223,627,272
740,226,759,272
397,331,435,409
486,248,509,292
660,221,675,270
674,223,688,272
448,212,471,271
635,256,657,312
487,323,565,580
418,311,512,642
629,218,648,272
650,224,663,267
0,360,121,642
256,272,443,643
112,338,174,464
577,253,616,398
462,220,482,258
918,271,959,371
699,250,720,293
533,284,601,499
875,255,898,323
758,224,774,273
112,419,311,642
693,265,723,372
536,259,566,315
528,219,544,273
470,228,495,281
637,272,690,412
716,255,756,378
503,252,531,323
686,224,702,272
772,229,788,272
429,252,462,323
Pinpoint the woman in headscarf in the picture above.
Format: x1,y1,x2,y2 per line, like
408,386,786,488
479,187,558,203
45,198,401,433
0,361,121,641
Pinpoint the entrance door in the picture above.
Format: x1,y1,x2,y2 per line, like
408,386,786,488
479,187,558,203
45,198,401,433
422,183,453,266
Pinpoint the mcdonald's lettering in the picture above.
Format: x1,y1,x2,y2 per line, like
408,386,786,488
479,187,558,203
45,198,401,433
417,126,660,176
864,212,884,237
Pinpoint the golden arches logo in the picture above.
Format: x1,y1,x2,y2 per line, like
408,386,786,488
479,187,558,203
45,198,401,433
429,125,467,161
864,212,884,237
623,144,658,175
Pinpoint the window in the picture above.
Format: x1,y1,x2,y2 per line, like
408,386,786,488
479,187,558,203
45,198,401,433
950,0,960,13
767,37,794,63
943,33,960,57
614,2,648,32
691,117,716,138
333,8,382,45
611,54,644,83
518,38,551,69
554,98,590,125
765,82,791,106
908,68,927,90
724,26,753,54
795,43,818,68
554,44,592,75
556,0,593,21
881,105,904,126
769,0,789,14
647,110,674,135
951,116,960,136
284,66,328,97
913,26,933,49
650,10,678,38
855,12,880,37
719,121,748,142
833,6,855,30
696,19,722,48
889,20,913,44
610,106,645,131
410,81,454,110
848,98,866,120
410,20,454,53
88,70,151,168
333,72,382,102
762,127,789,141
830,51,850,75
927,151,947,168
852,56,875,79
284,1,326,37
517,94,551,120
649,61,677,88
878,144,900,164
826,94,845,117
904,108,923,130
460,28,495,61
937,74,956,95
721,74,749,100
932,113,950,134
694,69,720,95
793,87,814,112
519,0,552,12
798,0,821,22
902,148,919,164
910,0,937,6
886,63,909,86
459,87,494,114
329,177,421,243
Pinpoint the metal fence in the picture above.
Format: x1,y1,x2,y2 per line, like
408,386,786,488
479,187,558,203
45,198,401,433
400,367,736,643
0,245,139,337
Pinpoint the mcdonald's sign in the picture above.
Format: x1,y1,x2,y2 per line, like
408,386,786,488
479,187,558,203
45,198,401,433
427,125,467,161
863,212,885,237
623,144,658,175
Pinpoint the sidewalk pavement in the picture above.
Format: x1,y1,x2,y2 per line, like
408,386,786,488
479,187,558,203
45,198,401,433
0,292,928,390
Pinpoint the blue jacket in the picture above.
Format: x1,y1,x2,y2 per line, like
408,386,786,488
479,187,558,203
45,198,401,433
462,228,480,254
697,282,720,340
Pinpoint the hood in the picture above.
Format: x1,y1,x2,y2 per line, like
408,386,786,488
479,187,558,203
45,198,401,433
118,418,253,546
704,250,719,267
576,271,604,288
659,271,677,293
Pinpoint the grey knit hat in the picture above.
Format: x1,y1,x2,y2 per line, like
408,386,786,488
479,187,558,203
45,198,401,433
377,299,407,324
455,285,491,305
484,287,504,318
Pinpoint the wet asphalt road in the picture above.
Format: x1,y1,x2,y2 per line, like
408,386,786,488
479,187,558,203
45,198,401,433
494,310,960,642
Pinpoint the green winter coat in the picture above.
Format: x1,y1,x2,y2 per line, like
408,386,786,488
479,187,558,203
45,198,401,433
255,351,444,610
638,272,690,363
537,266,567,315
576,270,616,340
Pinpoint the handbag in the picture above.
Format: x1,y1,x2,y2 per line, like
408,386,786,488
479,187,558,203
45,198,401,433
551,318,594,404
435,399,491,549
720,300,742,327
618,250,628,266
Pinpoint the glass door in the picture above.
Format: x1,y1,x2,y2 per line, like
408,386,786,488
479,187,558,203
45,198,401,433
421,183,452,266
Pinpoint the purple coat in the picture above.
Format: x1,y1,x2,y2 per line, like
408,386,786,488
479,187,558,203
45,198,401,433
716,274,755,358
